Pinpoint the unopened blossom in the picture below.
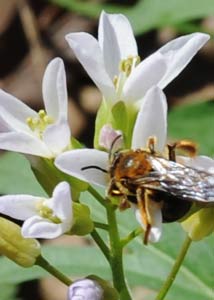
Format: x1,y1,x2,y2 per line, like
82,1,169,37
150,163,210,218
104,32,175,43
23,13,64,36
0,182,73,239
66,11,209,105
0,58,70,158
55,86,167,242
68,279,103,300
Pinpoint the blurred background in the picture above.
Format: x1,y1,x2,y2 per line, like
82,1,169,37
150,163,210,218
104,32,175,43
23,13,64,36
0,0,214,299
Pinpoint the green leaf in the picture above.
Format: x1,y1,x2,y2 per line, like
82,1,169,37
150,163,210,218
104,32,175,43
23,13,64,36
48,0,214,34
0,284,17,300
0,152,46,195
168,101,214,156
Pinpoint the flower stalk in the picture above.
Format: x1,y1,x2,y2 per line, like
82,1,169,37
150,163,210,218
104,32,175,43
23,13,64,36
36,255,72,286
155,235,192,300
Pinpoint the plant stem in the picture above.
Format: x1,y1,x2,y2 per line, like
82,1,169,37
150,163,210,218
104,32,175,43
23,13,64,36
91,229,110,262
120,227,143,247
36,255,72,286
94,221,109,230
106,205,132,300
88,185,107,208
155,235,192,300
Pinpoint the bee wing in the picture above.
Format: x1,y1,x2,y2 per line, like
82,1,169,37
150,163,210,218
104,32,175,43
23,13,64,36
130,157,214,206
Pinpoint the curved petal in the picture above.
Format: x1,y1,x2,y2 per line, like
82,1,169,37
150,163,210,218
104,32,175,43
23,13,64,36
66,32,115,101
55,149,109,187
0,195,41,220
43,121,71,156
157,33,210,88
98,11,137,80
178,155,214,174
132,87,167,151
0,90,36,131
22,216,66,239
47,182,72,222
42,57,68,122
123,52,167,102
0,131,52,157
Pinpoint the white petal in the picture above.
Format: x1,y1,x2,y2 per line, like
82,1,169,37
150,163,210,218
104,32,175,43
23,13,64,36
135,202,162,243
98,11,137,79
66,33,115,100
43,121,71,155
0,90,36,131
68,279,103,300
0,131,52,157
22,216,66,239
178,155,214,174
55,149,109,187
123,52,167,102
47,182,72,222
43,58,68,122
0,195,41,220
132,87,167,151
157,33,210,88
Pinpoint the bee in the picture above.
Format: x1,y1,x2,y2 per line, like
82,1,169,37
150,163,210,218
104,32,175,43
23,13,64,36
107,138,214,244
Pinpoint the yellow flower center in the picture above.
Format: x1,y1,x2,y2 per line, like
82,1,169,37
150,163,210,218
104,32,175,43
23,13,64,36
36,200,61,224
113,55,140,98
26,110,54,139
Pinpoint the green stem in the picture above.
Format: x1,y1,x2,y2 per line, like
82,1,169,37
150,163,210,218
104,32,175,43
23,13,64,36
94,221,109,230
155,235,192,300
36,255,72,286
88,185,107,208
91,229,110,262
106,205,132,300
120,227,143,248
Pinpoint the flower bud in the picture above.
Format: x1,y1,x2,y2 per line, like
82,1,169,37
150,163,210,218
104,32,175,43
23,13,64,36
69,203,94,236
68,278,103,300
181,208,214,241
0,217,41,267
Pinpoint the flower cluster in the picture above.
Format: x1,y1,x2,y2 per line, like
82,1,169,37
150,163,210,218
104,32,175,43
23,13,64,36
0,11,213,297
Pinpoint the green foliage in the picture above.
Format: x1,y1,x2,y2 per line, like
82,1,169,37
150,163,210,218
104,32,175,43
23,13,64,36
168,101,214,156
48,0,214,34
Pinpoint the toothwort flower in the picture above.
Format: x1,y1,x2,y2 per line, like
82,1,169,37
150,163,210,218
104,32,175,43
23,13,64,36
55,86,167,242
0,182,73,239
0,58,70,158
68,279,103,300
66,11,209,105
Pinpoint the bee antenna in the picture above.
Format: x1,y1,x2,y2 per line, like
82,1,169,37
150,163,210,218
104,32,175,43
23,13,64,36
81,165,107,173
109,134,123,160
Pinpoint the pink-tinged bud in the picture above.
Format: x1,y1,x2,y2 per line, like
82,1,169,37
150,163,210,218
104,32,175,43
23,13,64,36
68,279,103,300
99,124,123,151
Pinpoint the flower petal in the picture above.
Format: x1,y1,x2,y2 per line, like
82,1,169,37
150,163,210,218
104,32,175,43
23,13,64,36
47,182,72,222
43,121,71,156
42,57,68,122
99,124,123,151
132,86,167,151
0,90,36,131
66,32,115,100
0,195,41,220
22,216,65,239
68,279,103,300
157,33,210,88
123,52,167,102
0,131,52,157
178,155,214,174
98,11,137,80
55,149,109,187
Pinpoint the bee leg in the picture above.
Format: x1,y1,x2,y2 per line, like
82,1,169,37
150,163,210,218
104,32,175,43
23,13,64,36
136,188,151,245
147,136,157,154
168,140,197,161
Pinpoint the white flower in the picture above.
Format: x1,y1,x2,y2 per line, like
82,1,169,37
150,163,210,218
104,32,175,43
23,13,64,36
0,58,70,158
0,182,73,239
55,86,167,242
66,11,209,104
68,279,103,300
